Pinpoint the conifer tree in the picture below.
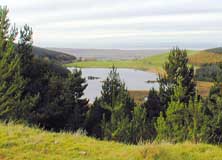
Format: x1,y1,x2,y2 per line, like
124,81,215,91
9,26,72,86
188,95,203,143
130,106,148,143
158,48,196,111
0,6,25,120
100,66,135,120
65,69,88,131
142,88,161,139
156,78,190,142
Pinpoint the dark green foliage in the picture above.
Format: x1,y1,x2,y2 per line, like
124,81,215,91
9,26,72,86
100,66,135,119
142,88,161,139
64,70,88,131
0,6,25,120
31,46,76,64
156,78,203,143
86,67,151,144
158,48,196,111
85,98,105,137
28,67,88,131
195,63,222,82
129,106,148,143
156,78,191,142
0,6,88,132
201,86,222,144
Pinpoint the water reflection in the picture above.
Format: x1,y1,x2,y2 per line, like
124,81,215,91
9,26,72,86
68,68,159,102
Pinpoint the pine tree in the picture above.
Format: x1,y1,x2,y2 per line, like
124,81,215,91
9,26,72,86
201,86,222,144
130,106,148,143
89,66,135,142
156,78,191,142
156,77,203,143
188,95,203,143
142,88,161,139
155,112,168,142
158,48,196,111
65,69,88,131
0,6,25,120
100,66,135,120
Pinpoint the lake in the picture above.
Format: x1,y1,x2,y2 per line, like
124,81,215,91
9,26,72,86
68,68,159,102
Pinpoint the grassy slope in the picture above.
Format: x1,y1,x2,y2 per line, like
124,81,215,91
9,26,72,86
188,51,222,66
66,50,198,73
1,123,222,160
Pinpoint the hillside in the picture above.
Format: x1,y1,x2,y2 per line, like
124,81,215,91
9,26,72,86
50,48,169,60
0,123,222,160
32,46,76,63
188,50,222,66
205,47,222,54
66,50,198,73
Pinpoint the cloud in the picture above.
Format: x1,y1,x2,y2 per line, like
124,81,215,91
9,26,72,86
1,0,222,48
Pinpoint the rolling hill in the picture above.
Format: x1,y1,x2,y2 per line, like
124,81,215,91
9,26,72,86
66,50,198,73
188,47,222,66
50,48,169,60
205,47,222,54
32,46,76,63
1,122,222,160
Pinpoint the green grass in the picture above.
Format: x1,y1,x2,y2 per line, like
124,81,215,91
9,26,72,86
1,122,222,160
66,50,198,73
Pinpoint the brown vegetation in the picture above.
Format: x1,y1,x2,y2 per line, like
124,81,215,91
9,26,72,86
189,51,222,66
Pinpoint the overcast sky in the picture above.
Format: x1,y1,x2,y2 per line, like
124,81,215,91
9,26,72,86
1,0,222,49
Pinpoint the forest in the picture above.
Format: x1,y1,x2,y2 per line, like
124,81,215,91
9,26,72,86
1,6,222,146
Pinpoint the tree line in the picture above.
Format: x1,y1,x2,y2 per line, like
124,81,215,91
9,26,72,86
1,6,222,144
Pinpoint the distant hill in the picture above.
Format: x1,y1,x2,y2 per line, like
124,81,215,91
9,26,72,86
50,48,169,60
189,47,222,65
32,46,76,63
205,47,222,54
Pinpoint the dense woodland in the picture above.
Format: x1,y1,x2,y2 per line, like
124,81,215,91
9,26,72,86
1,6,222,145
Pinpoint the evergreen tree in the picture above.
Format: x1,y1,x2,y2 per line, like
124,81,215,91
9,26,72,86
0,6,26,120
142,88,161,139
156,78,203,143
188,95,203,143
130,106,148,143
155,112,168,141
100,66,135,120
87,67,135,142
85,98,105,137
101,103,131,143
158,48,196,111
156,78,191,142
201,86,222,144
65,69,88,131
29,68,88,131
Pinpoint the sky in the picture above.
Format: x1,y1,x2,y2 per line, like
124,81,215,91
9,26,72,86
1,0,222,49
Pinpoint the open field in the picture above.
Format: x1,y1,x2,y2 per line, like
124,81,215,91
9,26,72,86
1,122,222,160
196,81,214,97
189,51,222,66
66,50,199,73
129,82,213,104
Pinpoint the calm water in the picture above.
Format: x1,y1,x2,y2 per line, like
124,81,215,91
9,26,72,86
68,68,159,102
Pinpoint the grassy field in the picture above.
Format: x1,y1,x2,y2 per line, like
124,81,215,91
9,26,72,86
66,50,198,73
129,82,213,104
1,122,222,160
196,81,214,97
188,51,222,66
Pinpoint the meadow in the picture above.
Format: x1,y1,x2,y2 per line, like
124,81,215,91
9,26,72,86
66,50,199,73
1,122,222,160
